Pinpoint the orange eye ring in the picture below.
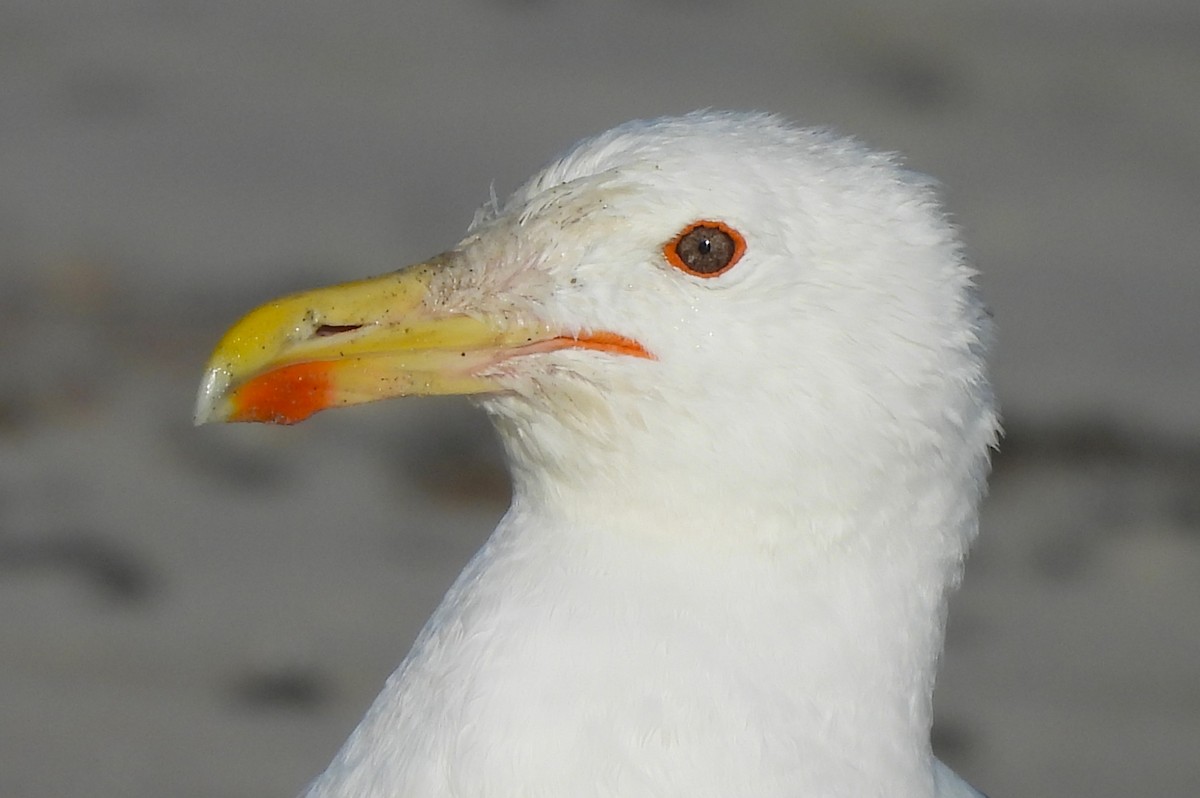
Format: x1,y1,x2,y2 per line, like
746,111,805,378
663,220,746,278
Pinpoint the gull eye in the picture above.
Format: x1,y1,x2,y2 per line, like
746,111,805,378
664,220,746,278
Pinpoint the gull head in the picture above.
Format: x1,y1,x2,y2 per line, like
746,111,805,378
196,110,998,551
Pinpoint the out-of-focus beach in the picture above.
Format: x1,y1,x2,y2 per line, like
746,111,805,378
2,2,1198,796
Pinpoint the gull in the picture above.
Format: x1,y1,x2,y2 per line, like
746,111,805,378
196,110,997,797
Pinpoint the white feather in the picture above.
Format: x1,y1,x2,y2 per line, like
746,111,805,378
304,111,998,798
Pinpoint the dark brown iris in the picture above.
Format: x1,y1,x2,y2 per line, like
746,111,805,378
664,220,746,277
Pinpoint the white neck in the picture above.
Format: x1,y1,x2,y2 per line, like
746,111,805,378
304,460,967,798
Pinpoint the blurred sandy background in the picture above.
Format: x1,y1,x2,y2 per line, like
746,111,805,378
2,1,1198,796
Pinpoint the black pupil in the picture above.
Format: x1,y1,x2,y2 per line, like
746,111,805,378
676,226,735,274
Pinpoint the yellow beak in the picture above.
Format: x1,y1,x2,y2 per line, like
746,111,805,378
195,257,651,425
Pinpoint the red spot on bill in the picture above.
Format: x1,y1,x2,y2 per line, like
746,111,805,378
229,361,337,425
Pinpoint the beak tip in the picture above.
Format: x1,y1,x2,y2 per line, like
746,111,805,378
194,366,231,426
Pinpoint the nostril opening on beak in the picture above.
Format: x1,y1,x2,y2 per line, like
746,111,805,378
313,324,363,338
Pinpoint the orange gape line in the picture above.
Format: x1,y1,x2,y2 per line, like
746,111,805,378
230,361,336,425
557,332,654,360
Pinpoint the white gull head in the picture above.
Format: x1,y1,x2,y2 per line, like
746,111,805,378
200,110,998,797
